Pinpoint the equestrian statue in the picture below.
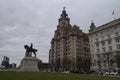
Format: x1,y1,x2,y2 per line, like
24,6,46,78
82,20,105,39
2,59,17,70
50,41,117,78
24,43,37,57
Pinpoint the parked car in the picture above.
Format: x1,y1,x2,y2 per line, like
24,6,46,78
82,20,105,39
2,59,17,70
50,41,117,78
104,72,118,76
110,72,118,76
63,71,70,73
104,72,109,75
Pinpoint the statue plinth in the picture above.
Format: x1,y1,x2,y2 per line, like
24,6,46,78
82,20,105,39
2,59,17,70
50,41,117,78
21,56,39,71
20,43,39,71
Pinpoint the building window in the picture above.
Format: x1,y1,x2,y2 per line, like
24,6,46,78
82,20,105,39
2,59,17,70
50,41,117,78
117,44,120,49
96,34,97,37
96,38,98,42
102,47,106,53
116,38,120,43
96,42,99,47
101,36,104,39
108,46,112,51
108,35,110,38
103,54,106,58
97,54,101,59
101,41,105,46
115,32,119,36
108,39,112,44
114,26,118,29
97,49,100,53
104,60,107,67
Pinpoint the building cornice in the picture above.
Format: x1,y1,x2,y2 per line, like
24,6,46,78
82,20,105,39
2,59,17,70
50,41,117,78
89,18,120,35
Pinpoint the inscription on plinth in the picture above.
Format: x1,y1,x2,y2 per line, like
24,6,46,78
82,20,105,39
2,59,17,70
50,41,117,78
21,57,39,71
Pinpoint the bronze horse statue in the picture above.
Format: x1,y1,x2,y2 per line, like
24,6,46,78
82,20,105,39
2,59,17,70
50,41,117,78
24,43,37,57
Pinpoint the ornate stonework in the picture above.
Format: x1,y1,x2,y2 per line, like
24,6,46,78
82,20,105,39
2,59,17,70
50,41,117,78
49,8,90,72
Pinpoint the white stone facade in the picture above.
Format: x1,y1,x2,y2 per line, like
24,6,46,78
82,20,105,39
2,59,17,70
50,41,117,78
89,18,120,74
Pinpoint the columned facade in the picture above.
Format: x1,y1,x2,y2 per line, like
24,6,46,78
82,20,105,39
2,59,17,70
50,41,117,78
89,18,120,74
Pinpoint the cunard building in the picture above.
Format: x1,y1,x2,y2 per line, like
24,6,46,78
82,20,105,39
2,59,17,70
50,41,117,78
49,8,90,72
89,18,120,74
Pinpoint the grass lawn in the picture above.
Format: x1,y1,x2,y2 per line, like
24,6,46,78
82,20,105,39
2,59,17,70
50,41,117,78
0,71,120,80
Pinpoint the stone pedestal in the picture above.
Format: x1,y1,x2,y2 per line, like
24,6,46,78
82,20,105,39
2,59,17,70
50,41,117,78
21,57,39,71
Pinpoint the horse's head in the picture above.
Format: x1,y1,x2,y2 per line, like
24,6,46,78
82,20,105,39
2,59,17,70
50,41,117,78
24,45,29,49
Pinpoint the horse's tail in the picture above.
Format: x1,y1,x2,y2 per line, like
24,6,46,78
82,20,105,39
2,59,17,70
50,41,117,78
34,49,37,52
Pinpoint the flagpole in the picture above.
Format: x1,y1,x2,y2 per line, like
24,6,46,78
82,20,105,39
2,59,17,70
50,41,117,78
112,10,116,20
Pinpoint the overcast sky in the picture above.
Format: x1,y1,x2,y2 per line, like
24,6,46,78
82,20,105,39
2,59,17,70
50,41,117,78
0,0,120,66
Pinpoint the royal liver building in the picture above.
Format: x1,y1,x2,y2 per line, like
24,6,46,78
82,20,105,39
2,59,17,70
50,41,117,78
49,8,90,72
